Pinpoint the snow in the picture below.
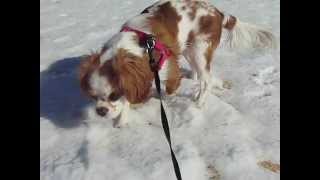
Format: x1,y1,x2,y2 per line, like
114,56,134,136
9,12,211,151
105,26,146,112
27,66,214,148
40,0,280,180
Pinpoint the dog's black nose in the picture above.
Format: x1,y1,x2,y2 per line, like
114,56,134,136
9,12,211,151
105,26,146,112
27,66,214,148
96,107,109,117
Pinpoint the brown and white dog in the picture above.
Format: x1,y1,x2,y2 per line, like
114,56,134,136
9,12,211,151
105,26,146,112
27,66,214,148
79,0,276,127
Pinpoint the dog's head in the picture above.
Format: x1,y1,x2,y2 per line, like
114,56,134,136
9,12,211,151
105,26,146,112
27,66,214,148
79,48,154,118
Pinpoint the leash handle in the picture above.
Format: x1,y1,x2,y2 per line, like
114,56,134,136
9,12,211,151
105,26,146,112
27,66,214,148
146,37,182,180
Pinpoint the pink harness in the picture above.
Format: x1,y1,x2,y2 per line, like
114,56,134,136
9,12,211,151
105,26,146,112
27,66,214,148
121,26,171,70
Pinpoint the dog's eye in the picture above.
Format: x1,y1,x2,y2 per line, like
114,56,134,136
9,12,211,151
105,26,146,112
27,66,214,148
108,92,122,102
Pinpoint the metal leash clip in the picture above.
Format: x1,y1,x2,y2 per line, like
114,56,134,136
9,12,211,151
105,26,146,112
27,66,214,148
145,35,158,72
145,35,156,50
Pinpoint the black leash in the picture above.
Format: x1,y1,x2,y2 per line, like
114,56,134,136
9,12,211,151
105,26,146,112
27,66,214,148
145,36,182,180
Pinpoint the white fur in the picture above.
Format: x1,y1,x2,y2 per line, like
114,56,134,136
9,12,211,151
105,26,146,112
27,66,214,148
176,3,194,50
115,100,130,127
89,70,112,96
100,32,145,64
222,16,277,50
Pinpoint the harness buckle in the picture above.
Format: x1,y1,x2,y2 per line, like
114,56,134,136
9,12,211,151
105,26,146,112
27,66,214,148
145,35,156,50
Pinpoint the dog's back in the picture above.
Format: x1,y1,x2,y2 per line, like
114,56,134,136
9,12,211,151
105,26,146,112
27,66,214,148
125,0,276,55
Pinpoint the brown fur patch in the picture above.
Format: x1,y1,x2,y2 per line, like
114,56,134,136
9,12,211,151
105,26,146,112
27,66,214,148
199,15,215,35
113,48,154,104
147,1,182,56
187,31,195,47
198,13,223,71
165,59,182,95
79,53,101,95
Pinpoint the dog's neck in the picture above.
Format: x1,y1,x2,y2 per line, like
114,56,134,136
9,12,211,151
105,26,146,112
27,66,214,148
100,32,145,64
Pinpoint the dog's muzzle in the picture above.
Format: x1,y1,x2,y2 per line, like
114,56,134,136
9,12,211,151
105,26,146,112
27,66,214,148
96,107,109,117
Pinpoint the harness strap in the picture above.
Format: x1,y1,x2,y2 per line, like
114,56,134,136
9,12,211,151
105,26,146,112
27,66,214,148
146,37,182,180
120,26,182,180
121,26,171,70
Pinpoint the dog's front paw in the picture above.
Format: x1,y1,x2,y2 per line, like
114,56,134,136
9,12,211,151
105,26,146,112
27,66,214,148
113,117,129,128
113,114,129,128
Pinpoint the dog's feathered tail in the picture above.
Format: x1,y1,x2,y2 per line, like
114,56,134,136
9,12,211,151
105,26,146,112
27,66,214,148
220,13,277,50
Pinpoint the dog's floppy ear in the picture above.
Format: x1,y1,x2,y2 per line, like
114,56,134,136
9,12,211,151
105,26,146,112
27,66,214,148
113,49,154,104
79,53,100,92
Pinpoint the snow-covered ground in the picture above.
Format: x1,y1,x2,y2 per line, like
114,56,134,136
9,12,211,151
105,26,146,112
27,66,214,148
40,0,280,180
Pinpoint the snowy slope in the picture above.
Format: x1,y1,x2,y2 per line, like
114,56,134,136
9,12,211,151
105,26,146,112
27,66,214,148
40,0,280,180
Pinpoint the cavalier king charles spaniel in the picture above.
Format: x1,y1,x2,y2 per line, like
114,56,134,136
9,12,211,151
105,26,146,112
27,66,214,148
79,0,276,127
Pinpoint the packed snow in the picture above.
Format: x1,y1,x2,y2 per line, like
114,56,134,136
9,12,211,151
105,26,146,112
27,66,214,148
40,0,280,180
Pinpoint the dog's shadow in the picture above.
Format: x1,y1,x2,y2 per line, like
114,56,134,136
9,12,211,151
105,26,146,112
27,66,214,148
40,56,194,129
40,56,91,128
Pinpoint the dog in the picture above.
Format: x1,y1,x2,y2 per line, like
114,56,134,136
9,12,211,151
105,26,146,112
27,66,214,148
79,0,277,127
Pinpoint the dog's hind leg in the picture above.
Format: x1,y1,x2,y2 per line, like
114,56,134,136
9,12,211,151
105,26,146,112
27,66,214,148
185,37,232,106
184,40,216,107
183,51,198,81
